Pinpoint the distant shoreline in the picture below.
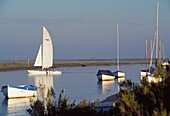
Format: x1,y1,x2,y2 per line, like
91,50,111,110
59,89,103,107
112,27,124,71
0,61,149,72
0,57,166,63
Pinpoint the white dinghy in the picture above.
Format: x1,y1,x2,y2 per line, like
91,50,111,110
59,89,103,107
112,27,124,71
1,85,37,98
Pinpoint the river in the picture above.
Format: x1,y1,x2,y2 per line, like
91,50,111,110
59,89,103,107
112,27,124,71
0,64,142,115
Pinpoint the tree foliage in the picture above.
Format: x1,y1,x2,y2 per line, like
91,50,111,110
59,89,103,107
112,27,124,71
26,88,112,116
116,63,170,115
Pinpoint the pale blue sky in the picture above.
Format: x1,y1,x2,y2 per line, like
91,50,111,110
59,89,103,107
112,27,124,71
0,0,170,60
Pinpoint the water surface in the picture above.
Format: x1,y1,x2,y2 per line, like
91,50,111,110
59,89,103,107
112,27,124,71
0,65,141,115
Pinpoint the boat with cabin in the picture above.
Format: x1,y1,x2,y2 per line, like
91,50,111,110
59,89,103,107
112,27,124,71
97,70,115,81
141,0,163,83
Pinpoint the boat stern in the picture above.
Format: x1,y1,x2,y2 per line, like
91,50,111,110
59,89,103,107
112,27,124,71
1,85,8,98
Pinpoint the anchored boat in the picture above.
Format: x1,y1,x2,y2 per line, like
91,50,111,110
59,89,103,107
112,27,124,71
1,85,37,98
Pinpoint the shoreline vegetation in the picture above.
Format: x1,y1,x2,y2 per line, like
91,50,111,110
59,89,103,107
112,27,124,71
0,61,149,72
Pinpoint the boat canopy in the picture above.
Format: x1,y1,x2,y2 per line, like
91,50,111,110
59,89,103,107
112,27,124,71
141,67,154,74
97,70,114,76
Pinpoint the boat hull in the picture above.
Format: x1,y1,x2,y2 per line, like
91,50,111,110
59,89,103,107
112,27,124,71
140,67,154,78
140,71,151,77
97,74,115,81
97,70,115,81
1,85,37,98
113,71,125,78
27,70,62,75
146,76,162,83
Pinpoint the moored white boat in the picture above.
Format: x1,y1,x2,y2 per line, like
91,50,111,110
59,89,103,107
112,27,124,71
146,75,162,83
113,71,125,78
1,85,37,98
162,61,169,67
27,26,61,75
96,24,125,81
97,70,115,81
140,39,154,79
140,70,151,77
113,24,125,78
140,66,154,77
141,0,163,83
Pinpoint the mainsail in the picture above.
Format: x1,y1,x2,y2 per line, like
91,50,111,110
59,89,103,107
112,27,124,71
42,26,53,69
33,26,53,69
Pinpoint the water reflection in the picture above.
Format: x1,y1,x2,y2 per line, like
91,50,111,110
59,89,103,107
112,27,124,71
117,77,127,92
118,77,126,84
28,75,54,100
1,75,54,115
2,97,36,115
97,81,115,95
0,65,141,115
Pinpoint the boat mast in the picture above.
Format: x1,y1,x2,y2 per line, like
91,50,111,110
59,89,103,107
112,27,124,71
155,0,159,62
159,39,161,61
145,40,148,70
116,24,119,71
150,40,153,67
162,43,165,60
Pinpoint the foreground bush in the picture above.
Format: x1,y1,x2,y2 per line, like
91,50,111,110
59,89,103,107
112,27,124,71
116,63,170,115
26,88,115,116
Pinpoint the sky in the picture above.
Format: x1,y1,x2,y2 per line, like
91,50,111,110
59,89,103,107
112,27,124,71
0,0,170,60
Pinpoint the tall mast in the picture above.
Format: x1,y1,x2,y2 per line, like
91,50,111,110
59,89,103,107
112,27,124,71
163,43,165,60
156,0,159,62
159,39,161,61
145,40,148,70
150,40,153,67
117,24,119,71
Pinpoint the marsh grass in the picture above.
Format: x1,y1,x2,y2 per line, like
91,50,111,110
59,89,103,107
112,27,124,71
0,61,147,71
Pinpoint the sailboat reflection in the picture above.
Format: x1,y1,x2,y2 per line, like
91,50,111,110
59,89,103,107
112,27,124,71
97,81,115,95
28,75,54,100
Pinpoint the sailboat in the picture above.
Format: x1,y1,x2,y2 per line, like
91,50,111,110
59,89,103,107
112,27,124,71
28,26,62,75
113,24,125,78
140,40,154,78
97,24,125,81
142,0,163,83
161,43,169,67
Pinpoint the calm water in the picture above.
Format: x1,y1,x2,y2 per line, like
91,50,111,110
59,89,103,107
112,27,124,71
0,65,142,115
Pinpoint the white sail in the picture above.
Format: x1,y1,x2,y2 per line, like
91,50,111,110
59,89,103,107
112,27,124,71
28,26,61,75
42,26,53,69
34,45,42,66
